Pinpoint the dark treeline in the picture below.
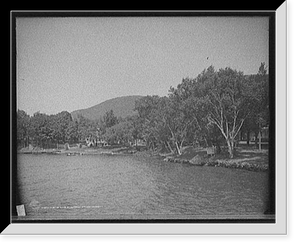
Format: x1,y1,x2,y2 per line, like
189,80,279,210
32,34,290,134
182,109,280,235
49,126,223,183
17,64,269,158
17,108,138,149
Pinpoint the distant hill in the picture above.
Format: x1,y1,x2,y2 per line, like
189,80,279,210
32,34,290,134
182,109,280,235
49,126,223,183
71,95,144,120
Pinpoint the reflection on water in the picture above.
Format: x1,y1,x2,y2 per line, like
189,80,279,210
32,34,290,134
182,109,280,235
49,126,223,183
16,154,269,220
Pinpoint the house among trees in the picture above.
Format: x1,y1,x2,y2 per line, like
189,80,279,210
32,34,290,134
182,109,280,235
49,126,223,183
130,139,146,147
85,137,96,147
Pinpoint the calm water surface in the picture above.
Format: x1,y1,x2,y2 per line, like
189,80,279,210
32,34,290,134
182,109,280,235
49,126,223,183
17,154,269,220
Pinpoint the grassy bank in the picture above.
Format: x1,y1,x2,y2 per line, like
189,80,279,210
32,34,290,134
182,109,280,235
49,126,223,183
18,145,269,172
18,144,140,156
161,146,269,172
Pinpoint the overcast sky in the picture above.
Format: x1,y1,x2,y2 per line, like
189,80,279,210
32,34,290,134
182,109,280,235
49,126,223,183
16,16,269,116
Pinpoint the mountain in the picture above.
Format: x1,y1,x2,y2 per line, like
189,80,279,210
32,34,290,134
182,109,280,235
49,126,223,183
71,95,144,120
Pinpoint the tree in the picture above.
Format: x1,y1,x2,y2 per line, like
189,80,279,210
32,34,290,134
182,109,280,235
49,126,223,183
30,112,52,148
51,111,73,146
240,63,269,149
163,94,194,155
75,114,100,145
77,115,90,141
17,110,30,148
253,63,269,150
135,95,167,150
173,66,259,158
103,119,134,145
135,95,193,154
127,115,143,146
66,119,79,144
169,77,211,150
103,126,117,144
200,67,258,158
103,110,118,128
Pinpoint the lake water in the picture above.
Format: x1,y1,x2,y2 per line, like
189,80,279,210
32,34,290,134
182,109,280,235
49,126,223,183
16,154,270,220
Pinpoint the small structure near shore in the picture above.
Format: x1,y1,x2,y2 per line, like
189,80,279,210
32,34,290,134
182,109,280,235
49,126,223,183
64,143,70,150
206,146,216,157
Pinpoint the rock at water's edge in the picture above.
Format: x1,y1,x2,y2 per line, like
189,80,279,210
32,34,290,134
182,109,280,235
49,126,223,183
189,154,203,165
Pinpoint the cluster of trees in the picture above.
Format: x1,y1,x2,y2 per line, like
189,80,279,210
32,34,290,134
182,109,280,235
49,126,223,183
17,110,72,149
17,110,80,149
16,108,141,149
17,64,269,158
134,63,269,158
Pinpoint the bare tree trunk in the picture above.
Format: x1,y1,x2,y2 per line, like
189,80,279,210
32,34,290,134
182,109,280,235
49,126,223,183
166,141,174,154
227,139,234,158
247,131,250,146
204,137,209,147
258,130,262,151
255,132,258,148
208,114,246,159
175,141,182,155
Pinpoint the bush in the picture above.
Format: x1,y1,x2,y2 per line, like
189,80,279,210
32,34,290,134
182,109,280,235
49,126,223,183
214,160,268,172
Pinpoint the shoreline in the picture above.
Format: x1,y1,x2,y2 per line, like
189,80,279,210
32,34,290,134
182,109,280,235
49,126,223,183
18,146,269,172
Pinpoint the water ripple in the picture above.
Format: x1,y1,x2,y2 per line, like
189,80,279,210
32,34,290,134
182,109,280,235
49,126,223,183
17,154,269,219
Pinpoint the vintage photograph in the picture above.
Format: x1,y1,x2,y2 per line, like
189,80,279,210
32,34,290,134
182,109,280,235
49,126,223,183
13,13,275,222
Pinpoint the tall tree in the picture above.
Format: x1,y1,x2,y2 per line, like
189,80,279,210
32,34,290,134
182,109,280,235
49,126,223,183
169,77,210,150
103,119,134,145
135,95,166,150
172,66,259,158
66,119,79,144
240,63,269,148
201,67,258,158
164,94,194,155
17,109,30,148
103,110,118,128
30,112,51,148
50,111,73,146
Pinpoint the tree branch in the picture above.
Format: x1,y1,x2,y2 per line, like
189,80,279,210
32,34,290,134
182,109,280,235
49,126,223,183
233,118,246,140
208,115,228,139
232,109,239,135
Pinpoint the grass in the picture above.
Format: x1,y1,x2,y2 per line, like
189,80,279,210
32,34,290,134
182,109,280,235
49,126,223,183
163,146,269,172
19,144,269,172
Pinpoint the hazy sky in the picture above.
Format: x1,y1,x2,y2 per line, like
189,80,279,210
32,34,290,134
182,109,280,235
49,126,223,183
16,17,269,116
